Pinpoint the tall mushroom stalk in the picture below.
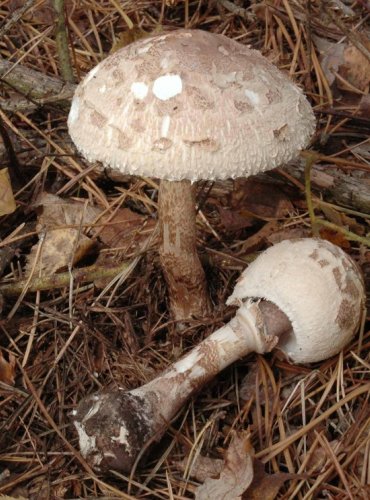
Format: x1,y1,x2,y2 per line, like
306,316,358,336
73,238,365,473
158,180,210,320
67,29,315,323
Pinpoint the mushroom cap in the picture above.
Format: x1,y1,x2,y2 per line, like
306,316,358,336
227,238,365,363
68,29,315,181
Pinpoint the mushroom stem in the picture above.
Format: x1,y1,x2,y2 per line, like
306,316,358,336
73,299,291,473
73,238,365,474
158,179,211,321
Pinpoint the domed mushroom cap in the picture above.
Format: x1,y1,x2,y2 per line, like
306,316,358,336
227,238,365,363
68,29,315,181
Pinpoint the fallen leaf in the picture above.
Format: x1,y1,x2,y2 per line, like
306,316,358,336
243,460,297,499
318,228,351,250
0,350,16,386
267,226,310,245
239,363,259,403
358,94,370,117
95,208,154,249
338,39,370,92
91,341,105,375
237,221,280,255
219,179,293,232
316,35,370,93
303,439,340,472
26,193,101,277
111,28,147,52
195,432,254,500
27,194,155,278
318,38,345,87
218,207,255,231
0,168,16,216
321,206,365,236
175,455,224,483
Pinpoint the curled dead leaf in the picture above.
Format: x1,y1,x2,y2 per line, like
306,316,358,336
175,455,224,483
317,35,370,93
338,40,370,92
195,432,254,500
0,350,16,386
26,193,101,277
0,168,16,216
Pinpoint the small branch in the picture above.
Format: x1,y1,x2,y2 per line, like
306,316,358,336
304,154,370,246
0,59,76,111
0,260,130,297
52,0,75,83
281,156,370,215
304,154,320,236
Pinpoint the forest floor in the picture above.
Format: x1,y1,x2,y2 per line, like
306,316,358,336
0,1,369,499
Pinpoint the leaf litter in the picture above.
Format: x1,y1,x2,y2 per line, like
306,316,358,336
0,1,369,499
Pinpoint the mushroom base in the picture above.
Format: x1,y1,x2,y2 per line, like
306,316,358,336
74,389,161,473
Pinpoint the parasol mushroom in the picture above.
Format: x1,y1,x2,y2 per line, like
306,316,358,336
67,29,315,322
73,238,365,473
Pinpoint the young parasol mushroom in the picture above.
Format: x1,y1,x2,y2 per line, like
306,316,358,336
67,29,315,322
73,238,365,473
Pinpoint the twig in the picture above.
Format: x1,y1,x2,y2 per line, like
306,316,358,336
304,155,370,246
304,154,320,236
0,59,76,112
0,260,130,297
52,0,75,83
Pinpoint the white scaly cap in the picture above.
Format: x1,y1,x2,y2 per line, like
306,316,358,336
68,29,315,181
227,238,365,363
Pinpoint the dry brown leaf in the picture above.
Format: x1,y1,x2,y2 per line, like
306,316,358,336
319,40,345,87
321,206,365,236
237,221,280,255
95,208,153,249
195,432,254,500
111,28,148,52
267,226,310,245
91,341,105,375
358,94,370,117
26,193,101,277
27,193,155,279
0,168,16,216
0,350,16,386
175,455,224,483
318,35,370,93
304,439,340,472
319,228,351,250
243,460,297,500
239,363,259,403
219,179,293,232
338,40,370,92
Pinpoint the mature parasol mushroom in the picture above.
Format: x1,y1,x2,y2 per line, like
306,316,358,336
67,29,315,322
73,238,365,473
